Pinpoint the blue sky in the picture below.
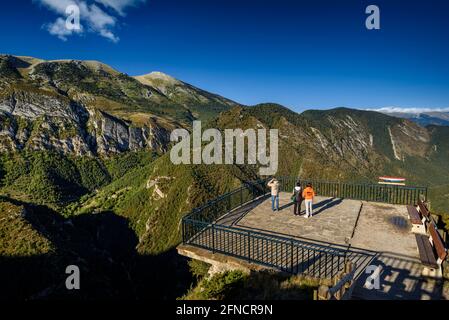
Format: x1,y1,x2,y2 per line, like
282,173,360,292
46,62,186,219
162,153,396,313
1,0,449,112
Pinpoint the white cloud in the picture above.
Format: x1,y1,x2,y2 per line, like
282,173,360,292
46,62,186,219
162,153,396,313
37,0,75,14
95,0,146,16
369,107,449,114
45,17,83,41
34,0,146,42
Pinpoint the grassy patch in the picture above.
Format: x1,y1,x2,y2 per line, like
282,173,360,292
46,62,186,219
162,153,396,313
182,270,326,300
0,199,54,256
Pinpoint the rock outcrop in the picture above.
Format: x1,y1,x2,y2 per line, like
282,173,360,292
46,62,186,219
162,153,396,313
0,87,170,155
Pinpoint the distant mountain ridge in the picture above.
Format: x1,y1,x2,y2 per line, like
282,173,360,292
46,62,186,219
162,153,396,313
375,109,449,127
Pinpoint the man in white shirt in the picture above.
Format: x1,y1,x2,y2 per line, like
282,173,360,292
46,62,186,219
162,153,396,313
267,178,280,211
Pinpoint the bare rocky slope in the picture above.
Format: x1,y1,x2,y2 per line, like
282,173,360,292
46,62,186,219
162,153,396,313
0,54,239,156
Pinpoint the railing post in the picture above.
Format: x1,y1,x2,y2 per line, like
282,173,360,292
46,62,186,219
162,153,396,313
338,181,342,198
211,223,215,254
182,218,185,244
290,239,294,274
247,230,251,263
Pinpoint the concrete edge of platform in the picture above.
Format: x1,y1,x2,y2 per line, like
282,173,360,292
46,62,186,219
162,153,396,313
177,244,275,276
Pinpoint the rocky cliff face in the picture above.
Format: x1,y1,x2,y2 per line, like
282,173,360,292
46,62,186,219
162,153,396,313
0,54,238,156
300,108,438,165
0,84,170,155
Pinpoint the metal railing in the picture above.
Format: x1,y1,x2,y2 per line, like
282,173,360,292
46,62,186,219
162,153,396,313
278,177,427,205
185,179,269,223
183,219,346,278
181,177,428,279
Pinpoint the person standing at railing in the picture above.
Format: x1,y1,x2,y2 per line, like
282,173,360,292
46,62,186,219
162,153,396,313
292,181,303,215
302,183,316,218
267,177,280,211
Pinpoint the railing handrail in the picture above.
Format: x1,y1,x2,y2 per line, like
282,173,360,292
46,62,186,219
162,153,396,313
185,218,347,257
183,177,427,222
277,176,428,190
277,176,427,206
183,178,270,221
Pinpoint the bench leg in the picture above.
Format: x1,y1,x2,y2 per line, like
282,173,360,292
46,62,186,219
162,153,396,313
411,224,426,235
421,265,442,279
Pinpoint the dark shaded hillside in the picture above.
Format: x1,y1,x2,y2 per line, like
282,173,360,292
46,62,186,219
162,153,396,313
0,196,192,300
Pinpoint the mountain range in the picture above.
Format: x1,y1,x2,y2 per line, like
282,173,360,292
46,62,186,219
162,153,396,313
376,109,449,127
1,54,449,299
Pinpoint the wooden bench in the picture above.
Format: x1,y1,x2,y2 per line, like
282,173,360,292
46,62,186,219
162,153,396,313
407,205,426,234
415,223,447,278
417,200,431,221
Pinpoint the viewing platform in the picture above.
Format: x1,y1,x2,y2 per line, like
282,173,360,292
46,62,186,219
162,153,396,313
178,178,448,300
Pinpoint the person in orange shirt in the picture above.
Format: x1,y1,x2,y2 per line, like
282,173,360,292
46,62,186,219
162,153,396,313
302,183,316,218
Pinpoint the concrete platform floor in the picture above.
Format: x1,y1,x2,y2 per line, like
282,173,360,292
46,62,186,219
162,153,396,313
349,201,446,300
232,193,361,246
351,201,418,256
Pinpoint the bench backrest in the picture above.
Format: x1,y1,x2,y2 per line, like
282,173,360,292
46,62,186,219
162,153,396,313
418,200,431,219
407,205,422,224
429,223,447,262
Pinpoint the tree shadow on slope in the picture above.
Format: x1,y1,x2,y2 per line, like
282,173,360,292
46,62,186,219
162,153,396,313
0,196,192,300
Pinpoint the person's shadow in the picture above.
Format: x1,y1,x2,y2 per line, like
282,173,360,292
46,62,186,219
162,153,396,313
279,202,294,211
311,198,343,216
284,198,343,215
